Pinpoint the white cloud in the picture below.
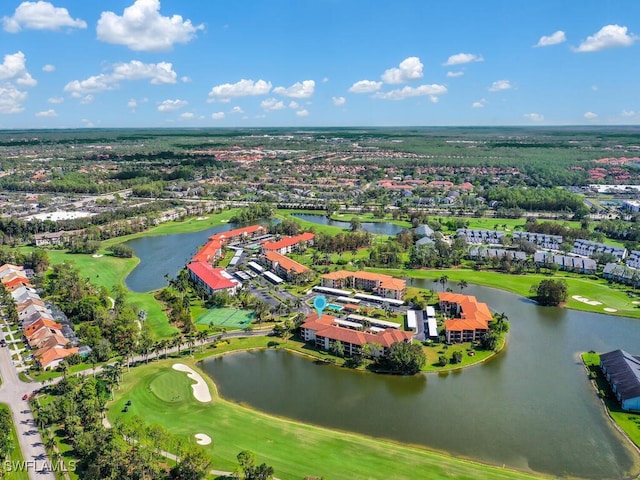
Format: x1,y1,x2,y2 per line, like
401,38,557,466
622,109,636,117
181,76,191,83
64,60,177,97
35,109,57,117
208,79,272,102
584,111,598,119
373,84,447,101
0,86,28,114
0,51,37,87
534,30,566,47
229,106,244,114
381,57,423,84
322,77,329,83
79,95,94,104
574,24,637,52
157,99,187,112
332,96,346,106
488,79,512,92
48,96,63,104
42,64,55,72
524,113,544,122
443,53,484,66
97,0,203,51
180,112,194,119
81,119,94,127
446,71,464,78
472,99,487,108
260,98,285,111
348,80,382,93
128,98,137,108
273,80,315,98
211,112,225,120
288,101,299,109
2,1,86,33
296,109,309,117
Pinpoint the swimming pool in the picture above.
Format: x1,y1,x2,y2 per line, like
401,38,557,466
327,304,344,311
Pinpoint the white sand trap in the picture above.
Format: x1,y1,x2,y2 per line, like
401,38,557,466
194,433,212,445
172,364,212,403
92,254,103,258
195,216,209,221
571,295,602,306
633,301,640,305
604,308,618,313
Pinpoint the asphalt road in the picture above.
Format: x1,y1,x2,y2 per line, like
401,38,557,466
0,337,54,480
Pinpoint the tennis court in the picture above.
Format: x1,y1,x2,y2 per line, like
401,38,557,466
196,307,255,329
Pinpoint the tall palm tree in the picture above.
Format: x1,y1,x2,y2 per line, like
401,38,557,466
457,280,468,292
197,330,208,352
438,275,449,291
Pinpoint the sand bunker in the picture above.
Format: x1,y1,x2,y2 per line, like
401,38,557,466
571,295,602,306
603,307,618,313
633,301,640,305
92,254,103,258
172,364,212,403
195,216,208,221
194,433,212,445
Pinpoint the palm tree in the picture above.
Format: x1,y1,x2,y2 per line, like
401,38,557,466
187,333,196,356
438,275,449,291
197,330,208,352
457,280,468,292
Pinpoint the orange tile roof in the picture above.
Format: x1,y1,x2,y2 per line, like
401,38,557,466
190,239,223,263
322,270,405,292
301,312,413,349
191,224,266,263
34,335,71,356
2,276,32,290
210,224,266,241
439,292,492,331
263,250,310,274
37,347,79,369
263,232,315,251
24,318,61,338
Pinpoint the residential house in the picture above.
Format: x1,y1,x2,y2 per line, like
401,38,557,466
439,292,492,343
468,247,527,261
600,349,640,412
534,252,597,274
572,239,627,260
262,232,315,255
456,229,504,245
300,312,413,357
321,270,405,300
512,231,563,250
261,250,312,282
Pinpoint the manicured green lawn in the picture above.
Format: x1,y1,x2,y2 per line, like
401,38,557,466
440,216,582,233
108,352,548,480
582,353,640,448
1,404,29,480
370,267,640,318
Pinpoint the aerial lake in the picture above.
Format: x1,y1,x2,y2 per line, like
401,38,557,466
123,223,238,292
202,282,640,479
292,213,406,236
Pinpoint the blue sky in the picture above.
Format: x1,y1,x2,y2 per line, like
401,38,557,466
0,0,639,128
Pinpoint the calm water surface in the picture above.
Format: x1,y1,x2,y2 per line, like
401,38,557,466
202,282,640,479
124,223,237,292
293,213,406,235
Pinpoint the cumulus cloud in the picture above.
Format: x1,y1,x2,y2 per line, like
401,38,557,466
97,0,203,52
524,113,544,122
296,109,309,117
64,60,177,97
2,1,86,33
211,112,225,120
373,84,447,101
446,71,464,78
381,57,423,84
534,30,566,47
574,24,636,52
488,79,512,92
273,80,315,98
332,96,346,106
443,53,484,66
288,101,299,109
622,109,636,117
128,98,137,109
0,51,37,87
348,80,382,93
472,99,487,108
35,109,57,117
42,64,55,72
181,76,191,83
79,95,94,104
260,98,285,111
229,106,244,114
208,79,272,102
157,99,187,112
0,86,28,114
180,112,194,119
584,111,598,119
48,96,63,104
